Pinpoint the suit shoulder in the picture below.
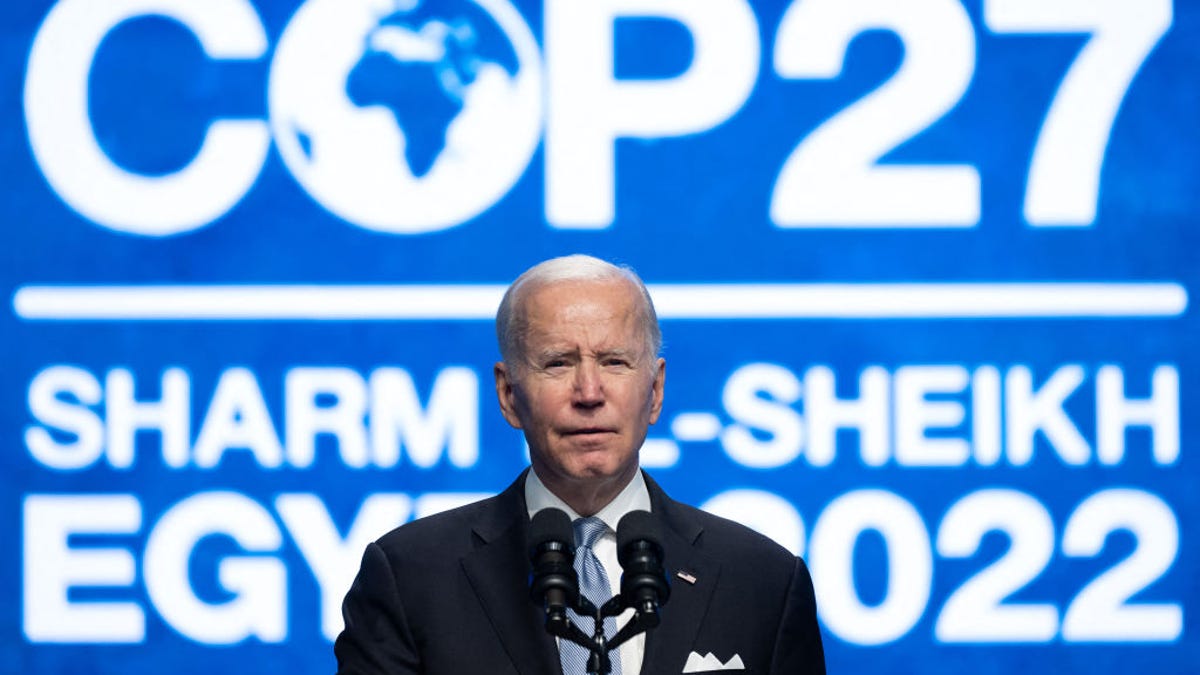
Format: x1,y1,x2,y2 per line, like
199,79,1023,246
674,500,796,566
373,492,508,558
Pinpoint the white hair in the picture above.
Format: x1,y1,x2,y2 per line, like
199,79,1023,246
496,254,661,368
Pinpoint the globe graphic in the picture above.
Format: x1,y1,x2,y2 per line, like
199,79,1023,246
268,0,542,233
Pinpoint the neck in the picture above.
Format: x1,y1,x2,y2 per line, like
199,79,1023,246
533,464,637,517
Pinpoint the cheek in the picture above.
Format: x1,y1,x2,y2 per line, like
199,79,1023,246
521,389,562,425
629,378,658,410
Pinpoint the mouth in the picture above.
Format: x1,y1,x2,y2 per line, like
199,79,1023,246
562,427,616,438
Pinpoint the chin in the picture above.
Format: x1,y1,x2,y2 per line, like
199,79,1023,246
573,457,634,481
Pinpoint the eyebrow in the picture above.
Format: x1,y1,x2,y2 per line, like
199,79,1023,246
530,347,640,362
596,348,636,358
595,348,646,364
531,348,578,362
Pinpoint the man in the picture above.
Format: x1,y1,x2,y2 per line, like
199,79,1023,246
335,255,825,674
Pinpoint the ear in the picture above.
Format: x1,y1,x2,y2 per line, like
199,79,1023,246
493,361,524,429
647,357,666,425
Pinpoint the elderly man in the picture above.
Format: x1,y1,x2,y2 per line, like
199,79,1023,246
335,255,825,675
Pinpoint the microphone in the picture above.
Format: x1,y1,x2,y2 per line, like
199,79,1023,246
616,510,670,626
528,507,578,636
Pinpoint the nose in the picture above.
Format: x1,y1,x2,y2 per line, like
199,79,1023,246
572,360,604,408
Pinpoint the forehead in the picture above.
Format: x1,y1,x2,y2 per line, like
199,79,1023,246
520,278,643,344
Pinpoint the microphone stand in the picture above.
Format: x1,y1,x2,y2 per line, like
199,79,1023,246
530,508,669,675
547,592,662,675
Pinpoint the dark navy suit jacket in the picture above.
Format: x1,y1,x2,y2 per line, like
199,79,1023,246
335,471,825,674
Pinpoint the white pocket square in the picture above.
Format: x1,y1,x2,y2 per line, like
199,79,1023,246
682,651,745,672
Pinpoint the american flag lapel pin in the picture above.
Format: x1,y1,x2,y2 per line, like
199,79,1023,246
676,570,698,585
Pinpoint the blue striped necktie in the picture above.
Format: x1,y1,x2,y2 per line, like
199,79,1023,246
559,517,620,675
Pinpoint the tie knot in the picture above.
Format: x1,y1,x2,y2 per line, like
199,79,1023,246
573,517,607,549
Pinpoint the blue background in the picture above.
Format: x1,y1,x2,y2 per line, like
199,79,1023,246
2,0,1196,673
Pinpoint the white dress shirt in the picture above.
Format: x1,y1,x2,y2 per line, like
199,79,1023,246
525,469,651,675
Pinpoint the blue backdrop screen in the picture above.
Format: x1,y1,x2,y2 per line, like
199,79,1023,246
3,0,1196,673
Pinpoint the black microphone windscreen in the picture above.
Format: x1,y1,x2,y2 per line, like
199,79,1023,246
528,507,573,556
617,509,670,611
617,509,660,553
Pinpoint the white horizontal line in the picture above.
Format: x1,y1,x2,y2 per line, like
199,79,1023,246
650,283,1188,318
639,439,680,468
672,412,723,442
11,282,1187,320
14,285,508,320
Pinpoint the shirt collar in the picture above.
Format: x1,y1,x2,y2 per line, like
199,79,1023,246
525,468,651,534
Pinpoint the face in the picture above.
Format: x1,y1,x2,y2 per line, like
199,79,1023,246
494,277,665,498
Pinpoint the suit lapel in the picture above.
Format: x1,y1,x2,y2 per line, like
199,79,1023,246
461,473,561,675
640,474,720,675
460,471,719,675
